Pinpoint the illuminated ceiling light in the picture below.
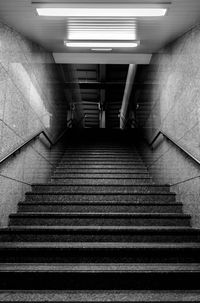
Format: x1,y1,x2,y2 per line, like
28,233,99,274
65,41,139,48
68,22,137,25
68,31,136,40
37,8,167,17
67,17,138,20
68,27,137,29
91,48,112,51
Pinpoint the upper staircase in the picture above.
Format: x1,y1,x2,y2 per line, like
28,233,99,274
0,129,200,301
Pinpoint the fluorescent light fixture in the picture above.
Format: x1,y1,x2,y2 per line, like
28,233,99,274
68,22,137,25
68,26,136,29
67,18,138,21
37,8,167,17
68,31,136,40
91,48,112,51
65,41,139,48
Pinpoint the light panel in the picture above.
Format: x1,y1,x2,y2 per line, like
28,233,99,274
65,41,139,48
68,26,136,29
91,48,112,51
68,31,136,40
37,8,167,17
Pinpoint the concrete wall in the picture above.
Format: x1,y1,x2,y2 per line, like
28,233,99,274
0,22,68,226
136,24,200,227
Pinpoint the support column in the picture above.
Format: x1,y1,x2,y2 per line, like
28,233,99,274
120,64,137,129
99,110,106,128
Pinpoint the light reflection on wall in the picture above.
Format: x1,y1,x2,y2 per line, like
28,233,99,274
10,63,51,128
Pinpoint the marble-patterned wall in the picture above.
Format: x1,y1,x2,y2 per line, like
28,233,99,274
0,22,68,226
136,24,200,227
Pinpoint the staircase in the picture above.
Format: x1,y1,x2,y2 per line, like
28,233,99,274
0,130,200,301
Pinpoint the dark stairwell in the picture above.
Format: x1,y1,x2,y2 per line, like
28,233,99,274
0,129,200,301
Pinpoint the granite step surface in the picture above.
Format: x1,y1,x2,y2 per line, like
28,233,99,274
31,184,171,194
1,263,200,290
58,158,153,162
53,159,145,163
57,164,147,169
52,173,151,178
50,178,154,185
1,227,200,243
1,129,200,294
1,242,200,263
25,192,176,203
18,201,182,213
9,212,191,227
54,168,149,173
0,290,200,302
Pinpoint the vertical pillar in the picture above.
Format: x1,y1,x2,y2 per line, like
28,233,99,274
120,64,137,129
100,110,106,128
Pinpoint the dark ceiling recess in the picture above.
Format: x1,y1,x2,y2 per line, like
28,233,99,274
74,64,129,128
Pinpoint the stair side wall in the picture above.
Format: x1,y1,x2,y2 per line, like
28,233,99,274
135,24,200,227
0,21,68,227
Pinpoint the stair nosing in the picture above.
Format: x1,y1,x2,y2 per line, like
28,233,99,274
9,212,190,218
0,290,200,302
25,192,176,196
1,242,200,249
18,201,181,206
1,263,200,273
32,184,170,187
2,226,197,233
51,177,152,179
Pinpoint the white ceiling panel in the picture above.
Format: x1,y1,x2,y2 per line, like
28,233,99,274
0,0,200,57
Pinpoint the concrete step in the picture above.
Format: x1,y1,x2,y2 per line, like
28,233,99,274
0,290,200,302
54,169,149,174
25,192,176,203
55,162,146,167
57,164,146,169
55,157,143,163
9,212,191,226
62,153,140,156
1,242,200,263
51,159,145,163
18,201,182,213
62,147,136,149
1,226,200,243
50,178,154,185
63,148,138,151
31,184,171,194
52,173,151,178
1,262,200,290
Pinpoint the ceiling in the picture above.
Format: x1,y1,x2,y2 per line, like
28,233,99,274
0,0,200,58
1,1,200,128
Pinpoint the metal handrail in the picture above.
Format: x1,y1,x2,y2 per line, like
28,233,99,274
0,115,86,167
0,128,66,166
149,130,200,166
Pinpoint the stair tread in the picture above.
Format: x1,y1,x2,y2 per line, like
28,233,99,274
26,192,175,195
1,226,196,232
32,184,170,187
10,212,189,218
1,242,200,249
53,171,149,174
51,177,152,179
1,263,200,272
0,290,200,302
2,133,199,291
21,201,177,204
19,202,182,205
